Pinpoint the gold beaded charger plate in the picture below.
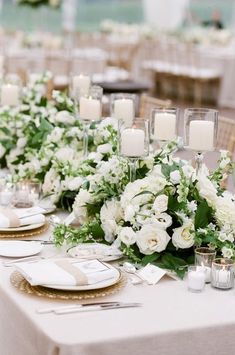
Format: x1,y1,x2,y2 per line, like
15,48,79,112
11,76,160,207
10,271,126,300
0,222,49,239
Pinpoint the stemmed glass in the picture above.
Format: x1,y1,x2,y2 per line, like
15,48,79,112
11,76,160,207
184,108,218,174
119,118,150,182
151,107,179,150
69,73,91,100
78,85,103,158
110,93,136,127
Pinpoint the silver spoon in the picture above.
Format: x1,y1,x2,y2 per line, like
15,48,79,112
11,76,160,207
122,262,146,284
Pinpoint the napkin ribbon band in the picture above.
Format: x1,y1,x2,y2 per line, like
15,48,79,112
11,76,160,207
0,209,20,227
55,260,88,286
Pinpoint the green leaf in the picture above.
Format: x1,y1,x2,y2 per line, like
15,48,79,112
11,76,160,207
142,253,160,266
195,200,213,229
90,222,105,239
132,190,155,200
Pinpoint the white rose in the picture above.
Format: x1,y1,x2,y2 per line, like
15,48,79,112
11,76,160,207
172,222,194,249
97,143,113,154
124,204,138,222
118,227,136,246
153,194,168,214
153,213,172,229
136,224,170,254
170,170,180,184
222,247,234,259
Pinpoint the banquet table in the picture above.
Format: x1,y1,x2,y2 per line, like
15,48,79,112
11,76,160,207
1,215,235,355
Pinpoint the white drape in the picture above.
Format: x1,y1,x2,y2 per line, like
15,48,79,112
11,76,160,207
143,0,190,30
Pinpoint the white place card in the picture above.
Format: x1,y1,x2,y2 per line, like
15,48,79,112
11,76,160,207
138,264,166,285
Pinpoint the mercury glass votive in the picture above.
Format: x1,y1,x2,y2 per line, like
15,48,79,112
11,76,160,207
195,247,216,283
13,181,41,208
211,258,235,290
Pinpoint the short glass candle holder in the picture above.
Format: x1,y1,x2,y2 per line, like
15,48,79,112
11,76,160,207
110,93,136,127
195,247,216,283
119,118,150,182
151,107,179,149
187,265,206,293
0,184,14,207
211,258,235,290
13,181,41,208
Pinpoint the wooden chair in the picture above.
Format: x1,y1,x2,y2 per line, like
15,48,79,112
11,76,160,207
139,94,172,119
217,116,235,155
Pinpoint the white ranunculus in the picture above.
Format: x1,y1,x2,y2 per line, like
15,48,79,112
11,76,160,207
172,222,194,249
196,172,218,205
170,170,180,184
136,224,170,254
97,143,113,154
215,196,235,230
153,213,172,230
55,147,74,162
118,227,136,246
222,246,234,259
55,110,75,125
153,194,168,214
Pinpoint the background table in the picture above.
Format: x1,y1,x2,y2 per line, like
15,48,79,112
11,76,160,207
1,220,235,355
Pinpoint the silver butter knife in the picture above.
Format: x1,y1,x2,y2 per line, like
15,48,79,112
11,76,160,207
55,303,142,314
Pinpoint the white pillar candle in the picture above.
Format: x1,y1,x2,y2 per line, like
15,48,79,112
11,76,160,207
197,266,211,283
79,97,101,121
113,99,134,126
1,84,20,106
72,75,90,96
188,270,205,292
121,128,145,157
189,120,214,151
218,269,229,284
154,113,176,141
0,191,13,206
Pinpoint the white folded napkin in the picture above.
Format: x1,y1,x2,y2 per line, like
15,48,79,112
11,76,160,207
16,259,118,286
0,207,46,228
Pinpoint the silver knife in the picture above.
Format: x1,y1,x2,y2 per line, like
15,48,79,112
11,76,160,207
55,303,142,314
18,240,54,245
37,301,122,314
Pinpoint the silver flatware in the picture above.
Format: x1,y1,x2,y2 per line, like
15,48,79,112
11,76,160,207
18,240,54,245
55,303,142,315
36,301,122,314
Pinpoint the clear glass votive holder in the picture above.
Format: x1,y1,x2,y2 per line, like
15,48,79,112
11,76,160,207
151,107,179,147
195,247,216,283
187,265,206,293
0,184,14,207
13,181,41,208
110,93,136,127
211,258,235,290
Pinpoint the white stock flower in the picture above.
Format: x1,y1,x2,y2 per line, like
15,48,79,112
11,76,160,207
48,127,64,143
55,110,75,125
222,247,234,259
172,221,194,249
153,195,168,214
218,232,234,243
54,147,75,162
118,227,136,246
63,176,83,191
136,224,170,254
17,137,27,148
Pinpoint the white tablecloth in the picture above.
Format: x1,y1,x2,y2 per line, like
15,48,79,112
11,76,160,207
1,218,235,355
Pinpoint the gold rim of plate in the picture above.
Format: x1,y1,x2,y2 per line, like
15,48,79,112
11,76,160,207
0,222,49,239
10,271,126,300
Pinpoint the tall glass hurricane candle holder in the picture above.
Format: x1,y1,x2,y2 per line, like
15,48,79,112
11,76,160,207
211,258,235,290
151,107,179,149
119,118,150,182
78,85,103,158
110,93,136,127
1,74,22,107
195,247,216,283
184,108,218,174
